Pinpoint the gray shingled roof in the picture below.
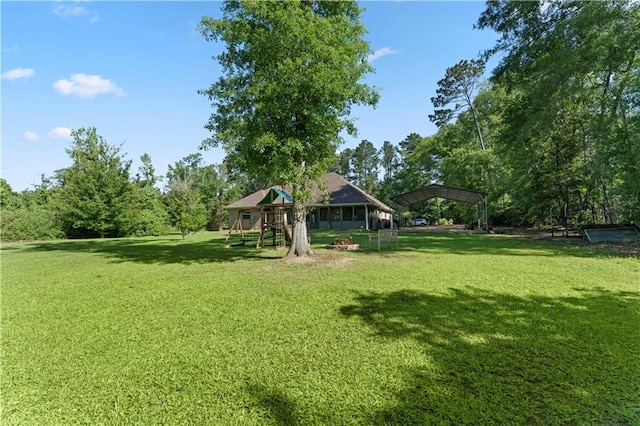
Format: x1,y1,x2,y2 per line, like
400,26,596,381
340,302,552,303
225,172,393,212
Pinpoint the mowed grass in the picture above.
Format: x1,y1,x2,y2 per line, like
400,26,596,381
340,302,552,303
1,231,639,425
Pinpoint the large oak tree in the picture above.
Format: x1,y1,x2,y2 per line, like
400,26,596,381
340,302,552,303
198,0,378,257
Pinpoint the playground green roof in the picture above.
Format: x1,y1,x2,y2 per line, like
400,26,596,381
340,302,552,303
257,188,293,205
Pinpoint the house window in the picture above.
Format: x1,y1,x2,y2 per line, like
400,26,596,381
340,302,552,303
331,207,341,221
242,213,251,220
342,206,353,221
354,206,366,221
319,208,328,221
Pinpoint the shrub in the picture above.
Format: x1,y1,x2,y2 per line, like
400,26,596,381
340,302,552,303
119,187,170,237
1,207,64,241
123,209,171,237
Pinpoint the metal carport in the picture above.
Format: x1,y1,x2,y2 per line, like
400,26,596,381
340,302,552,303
391,184,488,230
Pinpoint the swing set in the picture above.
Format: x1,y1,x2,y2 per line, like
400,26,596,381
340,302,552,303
226,188,294,249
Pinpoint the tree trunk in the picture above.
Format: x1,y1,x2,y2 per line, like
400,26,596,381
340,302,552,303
286,197,314,258
466,95,495,193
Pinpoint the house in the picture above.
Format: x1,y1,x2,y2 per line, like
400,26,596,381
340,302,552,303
225,172,394,231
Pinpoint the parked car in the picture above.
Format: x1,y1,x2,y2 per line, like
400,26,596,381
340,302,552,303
411,218,428,226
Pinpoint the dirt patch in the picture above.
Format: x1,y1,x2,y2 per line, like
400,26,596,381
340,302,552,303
590,241,640,257
275,253,355,266
401,225,471,233
493,228,640,258
400,225,639,257
546,238,640,258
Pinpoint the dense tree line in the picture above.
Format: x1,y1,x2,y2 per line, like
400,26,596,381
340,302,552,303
0,128,244,241
470,0,639,226
2,1,637,242
334,0,639,228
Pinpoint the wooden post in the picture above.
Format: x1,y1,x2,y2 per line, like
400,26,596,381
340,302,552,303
226,212,246,243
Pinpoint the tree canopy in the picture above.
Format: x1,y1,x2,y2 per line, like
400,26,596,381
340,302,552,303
477,0,640,224
198,0,379,256
55,128,134,238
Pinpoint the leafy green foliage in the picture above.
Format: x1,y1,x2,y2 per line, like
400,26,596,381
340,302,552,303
616,112,640,223
3,2,638,235
199,0,379,256
164,162,208,238
329,147,354,179
0,207,64,241
1,178,65,241
199,1,378,185
351,139,379,195
165,154,241,232
376,133,437,217
135,153,160,188
430,58,496,193
177,200,207,238
429,58,486,133
478,0,640,224
0,177,65,241
2,144,172,241
56,128,134,238
122,186,170,237
0,179,21,210
379,140,400,182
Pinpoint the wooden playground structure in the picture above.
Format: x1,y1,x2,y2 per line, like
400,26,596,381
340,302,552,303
226,189,293,249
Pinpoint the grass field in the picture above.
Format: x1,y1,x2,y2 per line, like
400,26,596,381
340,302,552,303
1,231,639,425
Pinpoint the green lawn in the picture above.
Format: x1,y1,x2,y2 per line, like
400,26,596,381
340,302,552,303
1,231,639,425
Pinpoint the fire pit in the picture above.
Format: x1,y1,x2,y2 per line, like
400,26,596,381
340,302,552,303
325,236,359,251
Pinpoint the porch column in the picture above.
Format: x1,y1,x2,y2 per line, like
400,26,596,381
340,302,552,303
365,205,369,230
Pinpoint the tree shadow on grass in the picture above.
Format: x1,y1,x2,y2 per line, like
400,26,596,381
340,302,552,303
340,287,640,424
20,234,276,265
244,382,302,425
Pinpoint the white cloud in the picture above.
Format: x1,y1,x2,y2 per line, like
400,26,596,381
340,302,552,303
22,131,40,142
52,3,88,18
3,44,19,53
48,127,73,140
52,2,99,23
1,67,35,81
367,47,399,63
53,73,126,98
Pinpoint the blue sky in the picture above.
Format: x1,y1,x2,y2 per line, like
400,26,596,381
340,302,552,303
1,1,498,192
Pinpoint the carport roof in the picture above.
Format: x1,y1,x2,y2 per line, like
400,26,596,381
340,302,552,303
391,184,486,206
